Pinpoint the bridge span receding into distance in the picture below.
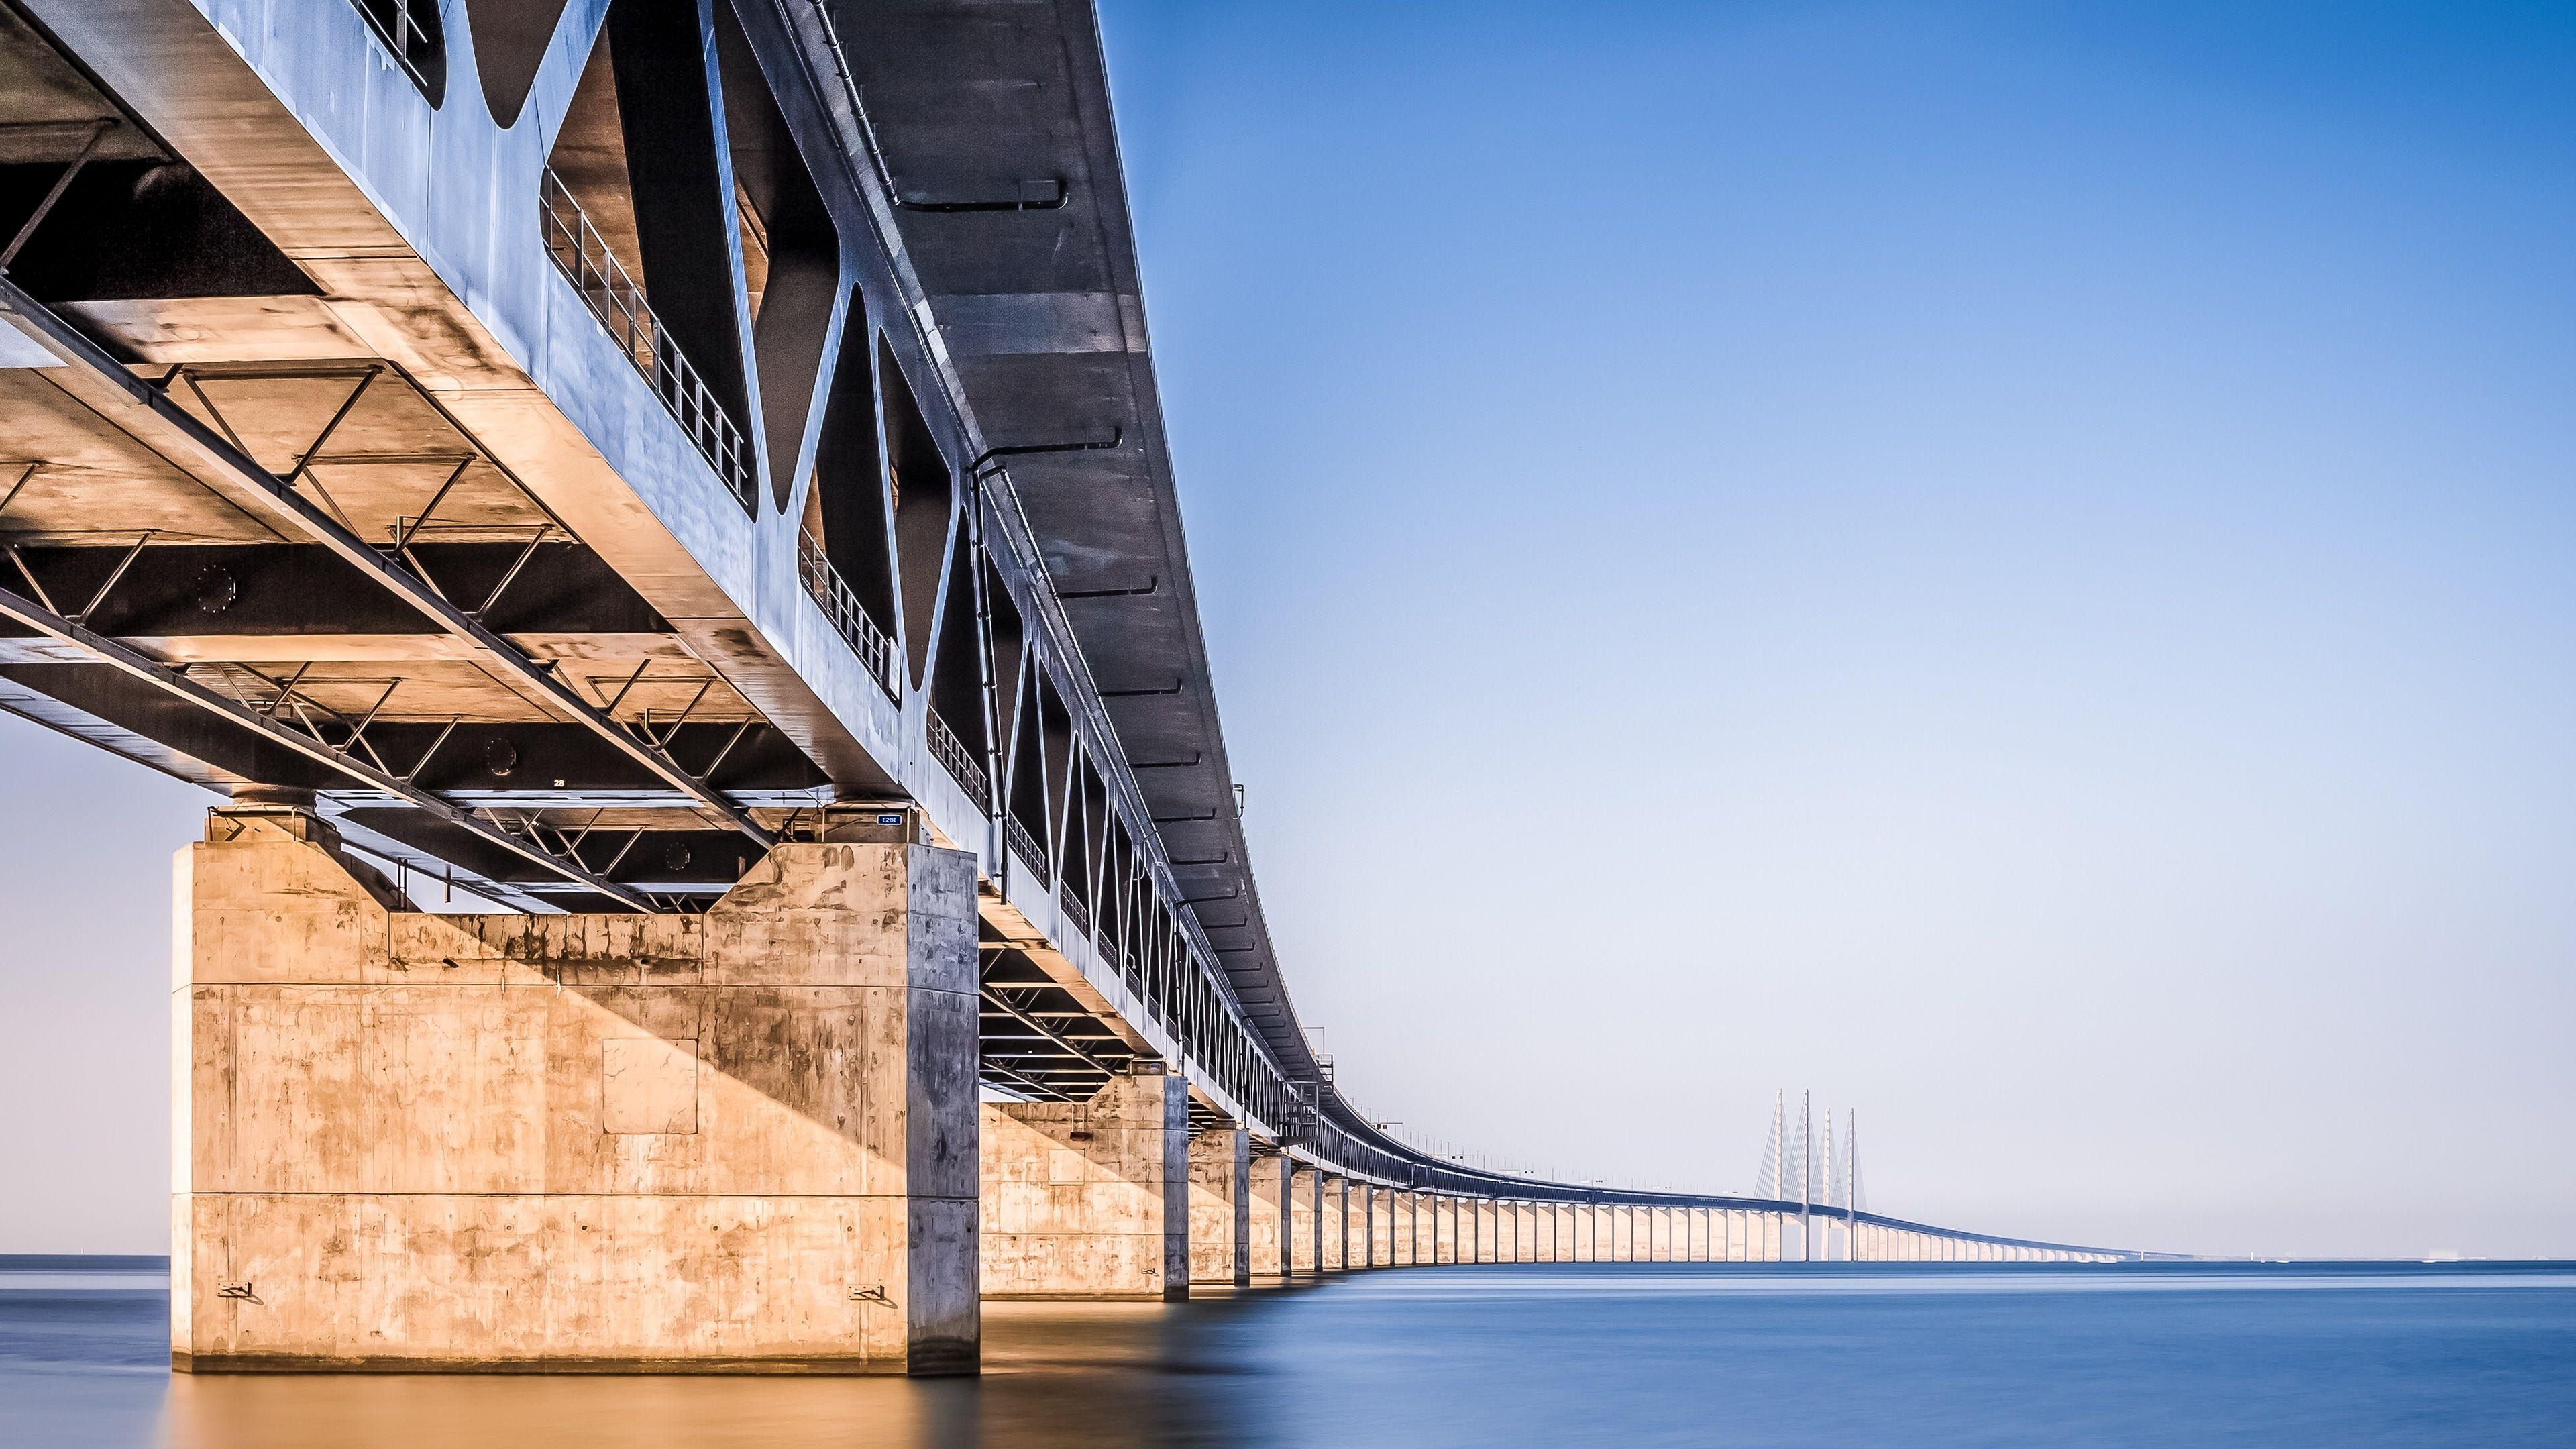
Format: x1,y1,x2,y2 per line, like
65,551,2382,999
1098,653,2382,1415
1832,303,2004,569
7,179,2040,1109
0,0,2161,1373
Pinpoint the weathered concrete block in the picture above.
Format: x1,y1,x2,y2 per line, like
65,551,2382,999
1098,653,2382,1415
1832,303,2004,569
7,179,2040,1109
1290,1166,1322,1275
979,1071,1188,1300
174,824,980,1375
1187,1124,1249,1286
1247,1150,1289,1278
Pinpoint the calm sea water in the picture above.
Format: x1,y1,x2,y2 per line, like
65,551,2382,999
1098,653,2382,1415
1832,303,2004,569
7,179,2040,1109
7,1257,2573,1448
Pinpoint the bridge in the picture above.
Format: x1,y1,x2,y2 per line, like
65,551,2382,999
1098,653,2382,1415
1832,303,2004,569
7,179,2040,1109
0,0,2150,1373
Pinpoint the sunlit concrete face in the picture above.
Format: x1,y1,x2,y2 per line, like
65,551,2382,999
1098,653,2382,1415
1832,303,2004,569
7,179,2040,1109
981,1073,1189,1302
1247,1152,1289,1279
173,813,979,1373
1185,1126,1249,1287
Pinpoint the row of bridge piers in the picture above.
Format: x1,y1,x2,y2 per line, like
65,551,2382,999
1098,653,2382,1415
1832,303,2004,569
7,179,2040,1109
172,810,2105,1377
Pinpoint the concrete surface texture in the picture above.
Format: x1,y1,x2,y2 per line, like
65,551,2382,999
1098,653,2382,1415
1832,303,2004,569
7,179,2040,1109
981,1071,1189,1301
1248,1152,1289,1279
1289,1167,1321,1275
1185,1126,1249,1286
173,812,981,1374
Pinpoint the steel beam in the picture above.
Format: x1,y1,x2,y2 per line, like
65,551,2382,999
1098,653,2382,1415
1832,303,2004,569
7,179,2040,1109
0,278,773,850
0,582,655,912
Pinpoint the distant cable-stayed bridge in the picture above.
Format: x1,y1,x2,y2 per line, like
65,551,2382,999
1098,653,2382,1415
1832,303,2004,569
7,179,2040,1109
0,0,2161,1375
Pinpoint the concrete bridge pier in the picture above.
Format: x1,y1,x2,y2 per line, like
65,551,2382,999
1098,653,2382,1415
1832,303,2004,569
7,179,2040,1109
1368,1186,1393,1267
981,1067,1190,1302
1248,1152,1291,1279
172,808,981,1375
1290,1166,1323,1275
1324,1177,1348,1271
1433,1197,1458,1264
1477,1199,1498,1263
1187,1125,1250,1288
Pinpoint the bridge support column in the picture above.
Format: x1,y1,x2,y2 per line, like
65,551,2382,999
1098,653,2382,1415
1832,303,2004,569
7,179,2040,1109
172,812,981,1375
981,1067,1189,1302
1477,1199,1497,1262
1369,1186,1393,1267
1432,1196,1457,1264
1611,1206,1633,1262
1248,1151,1289,1279
1290,1166,1322,1275
1187,1124,1250,1288
1324,1177,1348,1271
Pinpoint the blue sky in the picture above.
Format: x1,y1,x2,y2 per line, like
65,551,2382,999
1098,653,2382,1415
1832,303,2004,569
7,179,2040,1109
3,1,2571,1255
1089,0,2576,1254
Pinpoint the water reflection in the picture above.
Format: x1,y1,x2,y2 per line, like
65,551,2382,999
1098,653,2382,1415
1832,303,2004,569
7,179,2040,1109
11,1263,2576,1448
162,1298,1281,1449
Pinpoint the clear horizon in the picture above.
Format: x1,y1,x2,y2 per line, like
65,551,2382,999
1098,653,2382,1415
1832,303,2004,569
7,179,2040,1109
4,0,2571,1258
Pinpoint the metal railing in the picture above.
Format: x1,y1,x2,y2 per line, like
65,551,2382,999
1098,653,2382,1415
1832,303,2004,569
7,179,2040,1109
1059,890,1092,943
354,0,438,95
1005,813,1049,879
926,709,987,805
796,529,899,700
538,168,755,513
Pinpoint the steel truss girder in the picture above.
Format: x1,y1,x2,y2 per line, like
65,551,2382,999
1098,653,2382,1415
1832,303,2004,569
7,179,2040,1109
0,580,655,911
0,279,773,855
